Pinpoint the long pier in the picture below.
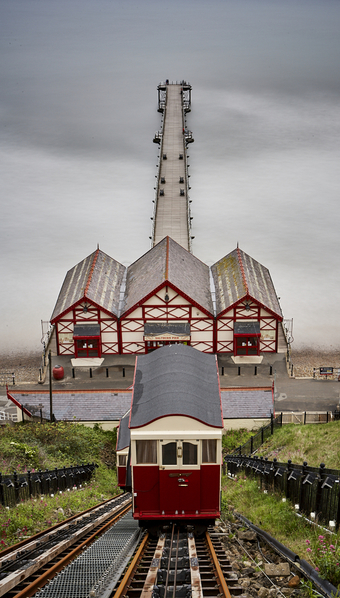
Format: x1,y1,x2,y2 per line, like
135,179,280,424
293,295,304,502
152,80,194,252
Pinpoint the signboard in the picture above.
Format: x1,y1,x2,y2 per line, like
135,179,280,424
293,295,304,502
319,367,333,375
144,334,190,341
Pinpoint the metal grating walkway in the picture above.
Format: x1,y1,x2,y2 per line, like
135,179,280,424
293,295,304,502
35,511,140,598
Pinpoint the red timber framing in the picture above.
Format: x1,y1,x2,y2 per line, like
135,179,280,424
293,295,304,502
215,296,282,355
120,283,214,354
53,299,120,357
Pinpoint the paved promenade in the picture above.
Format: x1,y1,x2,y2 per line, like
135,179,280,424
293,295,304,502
1,352,340,417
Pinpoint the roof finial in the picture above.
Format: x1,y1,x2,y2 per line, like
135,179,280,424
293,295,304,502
237,241,239,249
97,243,99,250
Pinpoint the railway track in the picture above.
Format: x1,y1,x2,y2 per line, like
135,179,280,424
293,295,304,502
0,493,132,598
114,524,242,598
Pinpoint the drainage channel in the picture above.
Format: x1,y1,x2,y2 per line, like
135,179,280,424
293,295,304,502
33,512,140,598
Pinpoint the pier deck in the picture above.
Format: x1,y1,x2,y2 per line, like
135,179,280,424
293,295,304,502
153,83,191,251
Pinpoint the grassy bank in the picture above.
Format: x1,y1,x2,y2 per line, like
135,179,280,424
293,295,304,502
0,422,119,548
222,422,340,586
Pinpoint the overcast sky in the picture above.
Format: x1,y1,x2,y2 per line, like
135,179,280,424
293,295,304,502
1,0,340,354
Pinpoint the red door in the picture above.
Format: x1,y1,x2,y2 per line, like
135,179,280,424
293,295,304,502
159,441,200,516
75,338,100,357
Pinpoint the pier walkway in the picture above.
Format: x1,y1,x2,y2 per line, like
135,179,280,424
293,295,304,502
152,81,193,251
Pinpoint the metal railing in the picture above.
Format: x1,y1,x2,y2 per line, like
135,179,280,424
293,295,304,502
231,412,336,456
0,410,17,423
0,463,98,507
225,455,340,530
0,372,15,386
232,413,283,455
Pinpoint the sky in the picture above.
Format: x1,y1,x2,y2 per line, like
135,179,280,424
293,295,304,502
1,0,340,354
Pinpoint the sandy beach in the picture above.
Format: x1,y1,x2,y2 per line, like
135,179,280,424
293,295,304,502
1,347,340,386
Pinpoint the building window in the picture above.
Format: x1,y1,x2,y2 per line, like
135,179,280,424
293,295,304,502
136,440,157,464
183,442,197,465
118,455,127,467
162,442,177,465
202,439,217,463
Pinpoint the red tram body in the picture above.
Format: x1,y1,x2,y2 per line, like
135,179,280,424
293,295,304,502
116,410,130,489
127,344,223,533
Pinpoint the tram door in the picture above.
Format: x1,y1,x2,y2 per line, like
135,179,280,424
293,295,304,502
159,441,200,516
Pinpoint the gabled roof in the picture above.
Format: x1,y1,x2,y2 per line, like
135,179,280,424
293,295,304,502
130,344,223,429
51,249,126,322
211,247,282,318
122,236,213,316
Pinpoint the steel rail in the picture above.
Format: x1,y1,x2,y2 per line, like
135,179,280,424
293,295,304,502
172,528,180,598
113,532,149,598
0,493,124,559
205,531,233,598
11,502,132,598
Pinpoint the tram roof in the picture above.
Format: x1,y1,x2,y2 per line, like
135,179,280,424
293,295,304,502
129,344,223,429
117,410,131,451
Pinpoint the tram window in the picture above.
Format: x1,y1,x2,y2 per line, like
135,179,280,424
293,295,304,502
202,439,217,463
118,455,127,467
183,442,197,465
162,442,177,465
136,440,157,464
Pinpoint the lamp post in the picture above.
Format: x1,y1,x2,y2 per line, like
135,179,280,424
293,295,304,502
49,350,53,423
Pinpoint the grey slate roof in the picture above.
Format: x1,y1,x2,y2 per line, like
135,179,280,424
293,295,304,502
123,237,213,315
130,344,223,428
211,248,282,318
8,390,132,422
8,387,273,423
221,388,274,419
234,322,260,335
117,410,131,451
144,322,190,336
51,249,126,321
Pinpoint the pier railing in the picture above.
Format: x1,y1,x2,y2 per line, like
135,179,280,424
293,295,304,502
0,463,97,507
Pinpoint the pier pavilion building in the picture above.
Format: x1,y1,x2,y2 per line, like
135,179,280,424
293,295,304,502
50,81,288,359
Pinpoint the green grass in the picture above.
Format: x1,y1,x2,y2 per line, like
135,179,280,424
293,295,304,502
256,421,340,469
222,428,254,455
0,422,119,548
222,422,340,586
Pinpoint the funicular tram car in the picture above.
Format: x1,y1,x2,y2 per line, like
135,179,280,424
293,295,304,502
128,344,224,534
116,410,131,489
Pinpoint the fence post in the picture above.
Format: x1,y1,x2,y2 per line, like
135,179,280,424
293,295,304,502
316,463,326,518
280,412,283,427
286,460,292,501
55,467,59,493
0,473,4,506
271,412,274,435
304,411,307,425
250,436,253,454
27,470,32,498
39,469,43,495
300,461,308,512
13,471,19,504
261,427,264,444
